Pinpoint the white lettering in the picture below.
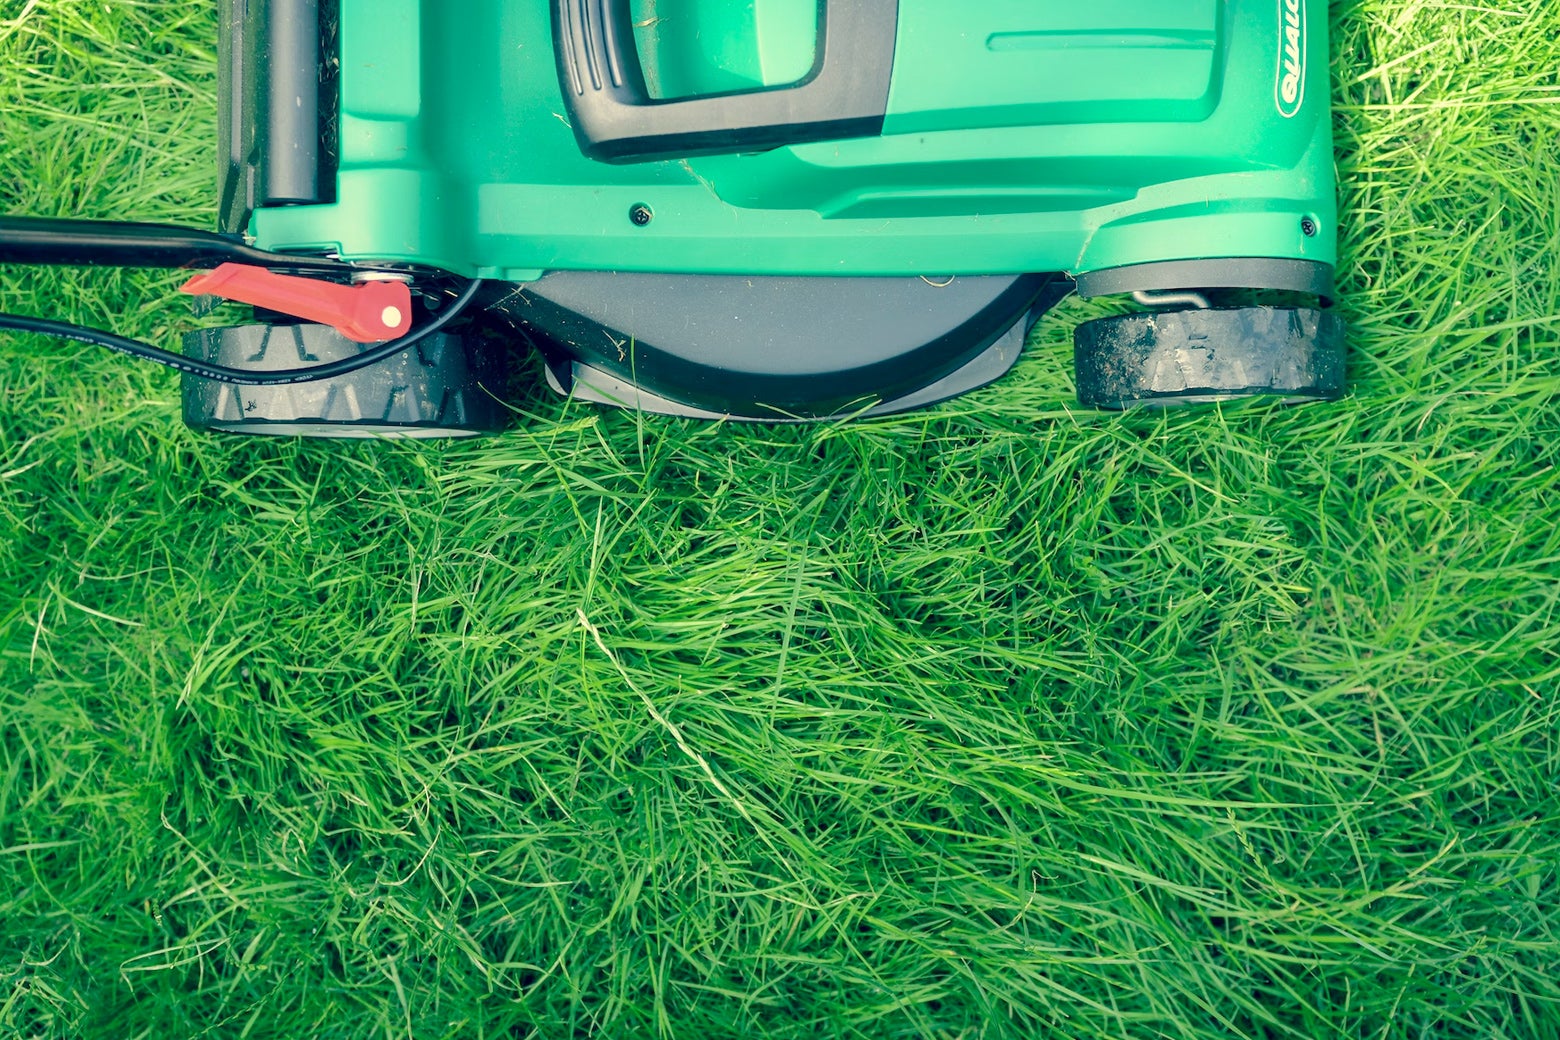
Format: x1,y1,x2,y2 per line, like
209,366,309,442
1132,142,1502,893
1276,0,1306,117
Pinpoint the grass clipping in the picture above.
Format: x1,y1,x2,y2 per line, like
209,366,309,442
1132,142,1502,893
2,1,1560,1038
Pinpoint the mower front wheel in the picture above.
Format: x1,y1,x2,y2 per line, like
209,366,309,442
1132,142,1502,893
1073,305,1346,410
181,323,507,438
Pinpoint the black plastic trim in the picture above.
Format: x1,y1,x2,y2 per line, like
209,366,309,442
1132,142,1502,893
551,0,898,163
1074,258,1335,303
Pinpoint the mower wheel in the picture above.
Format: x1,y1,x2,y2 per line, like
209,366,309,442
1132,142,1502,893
1073,305,1345,409
181,323,507,438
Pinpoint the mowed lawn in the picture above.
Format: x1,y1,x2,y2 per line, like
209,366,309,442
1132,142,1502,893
2,3,1558,1038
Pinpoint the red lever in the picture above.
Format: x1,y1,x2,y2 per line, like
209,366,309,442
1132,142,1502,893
180,263,414,343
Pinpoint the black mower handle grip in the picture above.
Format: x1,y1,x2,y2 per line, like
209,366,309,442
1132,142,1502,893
551,0,898,164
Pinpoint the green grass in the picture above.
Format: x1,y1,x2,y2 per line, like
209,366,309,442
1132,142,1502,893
3,2,1559,1037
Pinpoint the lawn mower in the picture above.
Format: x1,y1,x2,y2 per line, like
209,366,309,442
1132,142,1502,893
0,0,1344,437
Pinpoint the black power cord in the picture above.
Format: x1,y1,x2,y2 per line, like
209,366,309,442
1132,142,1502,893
0,278,485,386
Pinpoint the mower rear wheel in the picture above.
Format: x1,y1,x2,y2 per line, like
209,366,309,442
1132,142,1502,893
181,323,507,438
1073,305,1346,410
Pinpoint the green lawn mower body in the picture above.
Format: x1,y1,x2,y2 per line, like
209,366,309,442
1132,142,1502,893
5,0,1345,435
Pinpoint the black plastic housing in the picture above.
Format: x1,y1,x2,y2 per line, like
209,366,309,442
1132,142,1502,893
502,271,1056,418
219,0,338,234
